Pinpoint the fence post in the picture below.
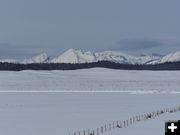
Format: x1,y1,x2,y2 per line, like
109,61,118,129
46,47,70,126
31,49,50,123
113,121,115,129
92,130,95,135
137,116,139,121
123,120,126,128
145,114,147,119
97,128,99,135
68,107,180,135
152,112,154,118
120,121,122,128
109,123,111,131
130,118,132,125
101,126,103,134
139,115,141,121
105,124,107,132
116,121,119,127
145,114,148,120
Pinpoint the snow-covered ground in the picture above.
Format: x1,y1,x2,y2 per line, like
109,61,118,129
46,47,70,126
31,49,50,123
0,93,179,135
0,68,179,135
0,68,180,92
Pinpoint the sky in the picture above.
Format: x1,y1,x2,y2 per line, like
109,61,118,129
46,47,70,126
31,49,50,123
0,0,180,59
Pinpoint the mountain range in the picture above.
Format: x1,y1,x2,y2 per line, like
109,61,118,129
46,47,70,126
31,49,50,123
1,49,180,65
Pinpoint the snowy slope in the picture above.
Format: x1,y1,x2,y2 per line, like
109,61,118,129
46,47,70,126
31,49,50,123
22,53,49,64
50,49,162,64
4,49,180,64
147,51,180,64
95,51,161,64
160,51,180,63
0,68,179,91
0,69,179,135
0,91,179,135
51,49,97,63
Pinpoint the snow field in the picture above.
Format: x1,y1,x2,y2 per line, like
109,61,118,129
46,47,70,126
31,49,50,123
0,68,179,92
0,68,179,135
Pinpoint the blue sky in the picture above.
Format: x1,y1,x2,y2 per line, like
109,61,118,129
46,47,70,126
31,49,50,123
0,0,180,59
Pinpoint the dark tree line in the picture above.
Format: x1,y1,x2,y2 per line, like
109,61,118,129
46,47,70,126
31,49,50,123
0,61,180,71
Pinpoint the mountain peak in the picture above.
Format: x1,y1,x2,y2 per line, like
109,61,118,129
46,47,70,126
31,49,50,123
51,49,96,63
22,53,49,64
16,49,180,64
65,48,77,53
160,51,180,63
50,49,180,64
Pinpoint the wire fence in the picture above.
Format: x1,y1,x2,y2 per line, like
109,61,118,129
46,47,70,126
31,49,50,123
69,106,180,135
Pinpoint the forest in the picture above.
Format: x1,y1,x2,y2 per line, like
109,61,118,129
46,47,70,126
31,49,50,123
0,61,180,71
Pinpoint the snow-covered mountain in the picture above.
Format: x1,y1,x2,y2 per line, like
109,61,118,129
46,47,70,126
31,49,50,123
95,51,161,64
22,53,49,64
146,51,180,64
8,49,180,65
160,51,180,63
51,49,97,63
50,49,162,64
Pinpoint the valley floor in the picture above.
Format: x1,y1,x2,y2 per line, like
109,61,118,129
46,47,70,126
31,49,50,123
0,68,180,92
0,68,179,135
